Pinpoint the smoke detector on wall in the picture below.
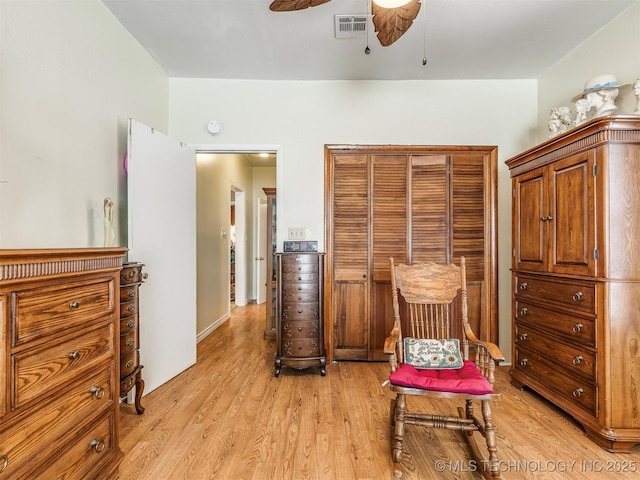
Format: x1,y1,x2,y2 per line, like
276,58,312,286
334,15,368,39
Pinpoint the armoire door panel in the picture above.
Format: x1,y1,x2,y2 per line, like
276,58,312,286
514,169,546,272
549,151,596,276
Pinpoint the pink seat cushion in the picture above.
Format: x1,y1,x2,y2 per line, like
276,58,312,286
389,361,493,395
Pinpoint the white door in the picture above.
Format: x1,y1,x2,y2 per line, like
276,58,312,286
127,119,197,395
256,199,267,304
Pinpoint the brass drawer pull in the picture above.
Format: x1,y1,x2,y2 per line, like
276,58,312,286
69,351,80,360
573,355,583,365
520,307,528,316
90,386,106,400
69,301,80,309
127,304,135,311
298,308,303,313
126,338,134,346
298,327,303,332
519,333,528,341
127,320,135,328
90,439,105,453
127,289,136,297
519,282,528,290
572,323,583,333
126,360,134,369
518,358,528,366
572,388,584,398
0,455,8,473
572,291,583,302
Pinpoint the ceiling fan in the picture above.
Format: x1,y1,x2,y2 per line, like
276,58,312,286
269,0,422,47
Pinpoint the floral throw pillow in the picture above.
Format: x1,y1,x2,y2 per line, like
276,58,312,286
403,338,464,369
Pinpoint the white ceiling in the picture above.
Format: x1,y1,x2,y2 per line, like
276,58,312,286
101,0,635,81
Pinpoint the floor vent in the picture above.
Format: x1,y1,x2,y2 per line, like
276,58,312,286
334,15,368,39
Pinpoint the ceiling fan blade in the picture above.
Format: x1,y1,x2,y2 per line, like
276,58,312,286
269,0,332,12
372,0,421,47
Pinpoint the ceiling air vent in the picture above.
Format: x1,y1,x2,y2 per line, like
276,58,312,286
334,15,368,39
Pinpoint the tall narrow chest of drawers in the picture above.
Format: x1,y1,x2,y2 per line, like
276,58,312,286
506,116,640,452
275,252,326,376
0,248,126,479
119,262,145,414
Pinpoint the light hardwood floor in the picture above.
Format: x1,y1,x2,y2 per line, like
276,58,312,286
119,303,640,480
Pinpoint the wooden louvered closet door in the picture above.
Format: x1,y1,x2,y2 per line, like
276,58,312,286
325,145,497,362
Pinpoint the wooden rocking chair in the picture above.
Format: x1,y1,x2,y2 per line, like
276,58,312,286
384,257,505,479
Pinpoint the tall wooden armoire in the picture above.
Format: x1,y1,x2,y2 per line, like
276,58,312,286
507,116,640,452
324,145,498,362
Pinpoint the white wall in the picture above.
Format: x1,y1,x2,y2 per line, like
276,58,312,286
537,1,640,142
170,78,539,359
0,0,169,249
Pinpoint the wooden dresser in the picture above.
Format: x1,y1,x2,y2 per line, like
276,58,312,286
506,116,640,452
0,248,126,479
275,252,326,376
119,262,145,414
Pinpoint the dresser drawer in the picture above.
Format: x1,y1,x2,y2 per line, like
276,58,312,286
282,338,321,358
120,330,138,355
13,279,114,346
515,323,596,380
120,350,138,378
282,321,319,339
514,347,596,416
119,299,137,319
119,284,139,302
35,410,116,480
515,275,595,313
13,323,114,409
515,300,596,347
281,302,319,321
0,367,112,479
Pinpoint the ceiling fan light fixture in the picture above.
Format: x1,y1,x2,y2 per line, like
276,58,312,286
373,0,412,8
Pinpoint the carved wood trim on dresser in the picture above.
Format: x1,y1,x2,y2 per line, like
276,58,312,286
0,248,126,479
506,116,640,453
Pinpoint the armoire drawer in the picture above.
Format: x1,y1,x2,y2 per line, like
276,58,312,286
119,299,138,318
119,284,139,302
281,262,318,275
282,291,319,303
280,273,319,284
281,282,318,295
13,323,114,409
120,314,137,334
281,254,317,266
514,347,597,416
515,300,595,347
13,279,114,347
515,323,596,380
120,330,138,355
120,351,138,378
0,367,112,479
282,339,321,358
282,321,319,339
281,303,319,321
515,275,595,314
